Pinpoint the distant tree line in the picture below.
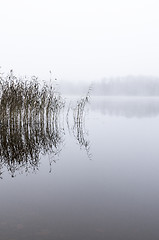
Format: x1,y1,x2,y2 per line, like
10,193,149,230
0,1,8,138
93,76,159,96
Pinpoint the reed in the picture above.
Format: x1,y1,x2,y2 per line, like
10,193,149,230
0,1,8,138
0,70,65,125
73,86,92,124
72,86,92,158
0,70,65,177
0,70,92,177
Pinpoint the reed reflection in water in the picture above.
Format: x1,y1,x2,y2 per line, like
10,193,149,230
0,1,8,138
0,115,65,178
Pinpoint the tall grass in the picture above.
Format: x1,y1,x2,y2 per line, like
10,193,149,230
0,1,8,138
0,70,65,177
72,86,92,158
0,70,64,126
0,70,91,177
73,86,92,125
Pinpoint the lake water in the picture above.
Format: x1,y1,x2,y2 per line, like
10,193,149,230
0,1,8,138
1,96,159,240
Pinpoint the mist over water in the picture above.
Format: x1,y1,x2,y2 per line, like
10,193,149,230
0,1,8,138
61,76,159,97
1,72,159,239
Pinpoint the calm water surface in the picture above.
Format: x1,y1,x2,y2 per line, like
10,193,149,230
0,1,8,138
1,96,159,240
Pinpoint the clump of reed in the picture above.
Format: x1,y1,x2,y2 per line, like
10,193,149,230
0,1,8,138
0,70,92,178
73,86,92,124
0,70,65,126
0,70,65,177
72,86,92,158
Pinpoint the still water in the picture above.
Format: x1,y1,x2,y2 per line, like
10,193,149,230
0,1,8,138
1,96,159,240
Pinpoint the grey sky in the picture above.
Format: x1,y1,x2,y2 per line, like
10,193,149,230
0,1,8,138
1,0,159,83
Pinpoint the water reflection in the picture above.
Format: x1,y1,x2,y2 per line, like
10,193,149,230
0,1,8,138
91,97,159,118
0,114,63,178
73,111,91,159
0,100,91,178
72,120,91,159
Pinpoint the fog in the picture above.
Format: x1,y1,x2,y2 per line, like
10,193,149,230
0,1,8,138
1,0,159,82
1,2,159,239
93,76,159,96
59,76,159,96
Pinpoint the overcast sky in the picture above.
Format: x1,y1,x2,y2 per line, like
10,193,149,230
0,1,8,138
1,0,159,83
